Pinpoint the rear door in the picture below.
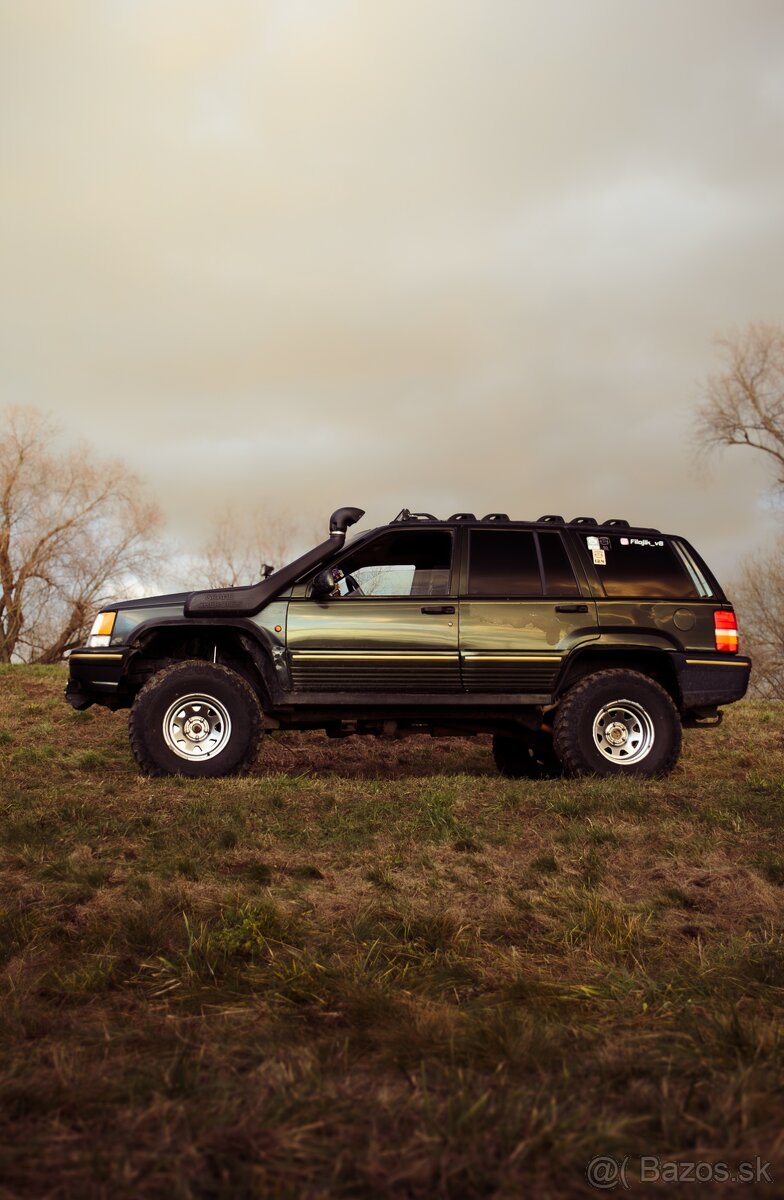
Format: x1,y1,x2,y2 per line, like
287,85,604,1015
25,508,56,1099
286,527,460,692
458,526,599,694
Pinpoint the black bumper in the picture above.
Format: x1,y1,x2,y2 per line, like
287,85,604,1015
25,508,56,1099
65,647,132,710
676,653,751,711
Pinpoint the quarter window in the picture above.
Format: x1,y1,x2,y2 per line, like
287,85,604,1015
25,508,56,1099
584,535,699,599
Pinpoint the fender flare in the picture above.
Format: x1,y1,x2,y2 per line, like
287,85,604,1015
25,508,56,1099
129,618,286,705
554,638,682,701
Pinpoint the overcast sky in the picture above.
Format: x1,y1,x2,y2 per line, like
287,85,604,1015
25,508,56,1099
2,0,783,585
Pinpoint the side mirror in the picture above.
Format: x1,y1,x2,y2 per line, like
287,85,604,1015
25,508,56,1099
311,568,338,599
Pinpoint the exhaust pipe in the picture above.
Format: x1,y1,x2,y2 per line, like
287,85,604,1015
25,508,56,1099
185,506,365,618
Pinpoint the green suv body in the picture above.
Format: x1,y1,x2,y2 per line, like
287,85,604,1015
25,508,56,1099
66,506,750,778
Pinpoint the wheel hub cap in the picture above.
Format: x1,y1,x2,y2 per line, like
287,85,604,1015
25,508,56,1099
592,699,655,765
183,716,209,742
163,694,232,761
604,721,629,747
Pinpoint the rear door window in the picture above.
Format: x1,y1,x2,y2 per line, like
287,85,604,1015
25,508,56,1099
467,529,580,597
538,531,581,596
583,534,699,599
468,530,541,596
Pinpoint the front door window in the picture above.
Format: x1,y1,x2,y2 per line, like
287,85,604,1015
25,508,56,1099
327,530,453,598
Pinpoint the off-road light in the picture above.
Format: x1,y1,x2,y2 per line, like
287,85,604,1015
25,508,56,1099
87,611,117,648
714,610,739,653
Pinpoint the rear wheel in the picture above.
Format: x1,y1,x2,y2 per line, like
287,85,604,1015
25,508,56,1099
553,669,681,778
129,660,262,778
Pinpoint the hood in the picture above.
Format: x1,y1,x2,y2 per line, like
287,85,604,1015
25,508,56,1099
113,592,190,612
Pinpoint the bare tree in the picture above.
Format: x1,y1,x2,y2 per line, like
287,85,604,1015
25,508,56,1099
188,508,314,590
697,322,784,488
696,324,784,694
731,544,784,698
0,407,161,663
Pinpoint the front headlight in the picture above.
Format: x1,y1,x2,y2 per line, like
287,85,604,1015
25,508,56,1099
87,611,117,648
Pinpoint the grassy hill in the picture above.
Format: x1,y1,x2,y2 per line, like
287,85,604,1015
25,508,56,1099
1,666,782,1197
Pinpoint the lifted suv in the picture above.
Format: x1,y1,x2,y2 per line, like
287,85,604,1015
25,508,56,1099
66,506,750,779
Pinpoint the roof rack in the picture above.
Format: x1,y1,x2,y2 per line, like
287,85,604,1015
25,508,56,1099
390,510,661,533
391,509,438,523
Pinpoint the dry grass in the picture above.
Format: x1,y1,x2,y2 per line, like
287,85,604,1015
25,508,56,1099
1,665,783,1197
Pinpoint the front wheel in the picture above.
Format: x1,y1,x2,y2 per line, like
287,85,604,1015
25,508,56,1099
129,660,262,778
553,669,681,778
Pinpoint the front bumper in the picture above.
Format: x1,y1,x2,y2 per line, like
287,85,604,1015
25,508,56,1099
66,647,132,710
676,653,751,711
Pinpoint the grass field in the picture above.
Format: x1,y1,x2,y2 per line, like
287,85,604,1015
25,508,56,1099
1,666,783,1198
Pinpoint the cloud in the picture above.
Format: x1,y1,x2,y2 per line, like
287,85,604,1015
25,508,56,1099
1,0,783,583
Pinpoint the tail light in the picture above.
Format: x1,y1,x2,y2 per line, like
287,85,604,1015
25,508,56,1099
714,610,739,653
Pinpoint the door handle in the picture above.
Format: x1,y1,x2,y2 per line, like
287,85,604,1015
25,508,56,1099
554,604,588,613
421,605,456,615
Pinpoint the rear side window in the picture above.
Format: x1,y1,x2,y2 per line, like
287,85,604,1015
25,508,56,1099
583,535,699,599
468,530,541,595
672,539,716,598
467,529,580,597
538,531,580,596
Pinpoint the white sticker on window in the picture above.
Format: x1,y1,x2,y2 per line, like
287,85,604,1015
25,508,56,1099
592,549,606,565
586,535,600,549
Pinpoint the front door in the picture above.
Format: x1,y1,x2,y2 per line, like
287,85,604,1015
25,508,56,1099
459,527,599,694
286,528,460,692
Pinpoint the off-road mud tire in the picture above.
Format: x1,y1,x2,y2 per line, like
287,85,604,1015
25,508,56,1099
129,660,262,778
553,669,681,778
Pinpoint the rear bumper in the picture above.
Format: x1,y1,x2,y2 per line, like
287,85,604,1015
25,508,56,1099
65,647,132,710
676,653,751,711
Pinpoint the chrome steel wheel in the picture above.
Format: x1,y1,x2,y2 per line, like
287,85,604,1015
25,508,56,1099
591,698,655,765
162,693,232,761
